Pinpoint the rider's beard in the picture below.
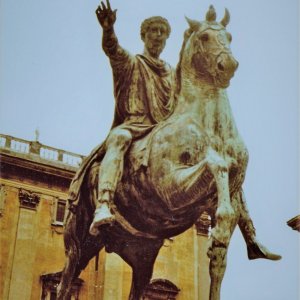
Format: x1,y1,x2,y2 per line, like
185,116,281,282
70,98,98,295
146,40,166,58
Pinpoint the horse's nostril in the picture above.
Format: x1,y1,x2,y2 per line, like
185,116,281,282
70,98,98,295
218,62,225,71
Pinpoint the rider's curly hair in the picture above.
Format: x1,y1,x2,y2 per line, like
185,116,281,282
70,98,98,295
140,16,171,41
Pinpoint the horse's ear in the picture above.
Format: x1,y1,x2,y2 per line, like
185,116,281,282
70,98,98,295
220,8,230,27
185,16,201,32
206,5,216,22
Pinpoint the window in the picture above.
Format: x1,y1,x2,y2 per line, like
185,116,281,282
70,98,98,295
56,201,66,223
52,198,67,226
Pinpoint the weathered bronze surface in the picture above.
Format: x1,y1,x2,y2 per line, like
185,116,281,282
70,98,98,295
58,2,281,299
287,215,300,232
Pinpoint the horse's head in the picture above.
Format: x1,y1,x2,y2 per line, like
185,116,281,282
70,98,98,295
178,5,238,89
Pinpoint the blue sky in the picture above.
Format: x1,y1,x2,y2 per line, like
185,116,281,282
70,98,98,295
0,0,299,299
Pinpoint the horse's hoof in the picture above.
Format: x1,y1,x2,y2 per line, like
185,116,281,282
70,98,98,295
247,241,281,261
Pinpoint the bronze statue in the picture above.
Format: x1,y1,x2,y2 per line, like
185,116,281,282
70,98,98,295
58,2,281,300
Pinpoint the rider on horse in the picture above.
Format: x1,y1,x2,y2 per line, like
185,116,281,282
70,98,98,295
73,0,280,261
88,0,176,235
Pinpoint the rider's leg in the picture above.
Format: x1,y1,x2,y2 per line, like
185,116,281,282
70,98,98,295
237,190,281,260
89,127,132,235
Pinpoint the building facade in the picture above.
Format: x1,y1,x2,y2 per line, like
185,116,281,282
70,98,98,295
0,134,210,300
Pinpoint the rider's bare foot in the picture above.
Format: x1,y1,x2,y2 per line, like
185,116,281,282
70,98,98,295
247,240,281,261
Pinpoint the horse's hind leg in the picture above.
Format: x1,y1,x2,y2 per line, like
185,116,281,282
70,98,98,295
74,235,105,278
116,238,163,300
130,243,163,300
57,234,104,300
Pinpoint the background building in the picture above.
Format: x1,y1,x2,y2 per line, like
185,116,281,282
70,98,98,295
0,133,210,300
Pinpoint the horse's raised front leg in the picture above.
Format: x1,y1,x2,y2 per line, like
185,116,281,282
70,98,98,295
237,191,281,260
206,150,238,300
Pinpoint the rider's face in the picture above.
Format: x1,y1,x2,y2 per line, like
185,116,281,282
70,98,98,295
144,22,168,58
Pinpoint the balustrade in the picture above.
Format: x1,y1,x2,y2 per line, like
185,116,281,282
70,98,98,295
0,134,84,167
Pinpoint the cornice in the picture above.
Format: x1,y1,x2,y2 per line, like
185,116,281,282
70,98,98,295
0,178,68,200
0,150,77,180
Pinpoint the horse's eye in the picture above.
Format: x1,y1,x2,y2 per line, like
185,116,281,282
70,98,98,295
226,32,232,42
200,33,209,42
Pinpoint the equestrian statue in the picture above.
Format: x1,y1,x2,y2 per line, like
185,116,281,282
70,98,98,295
58,2,281,299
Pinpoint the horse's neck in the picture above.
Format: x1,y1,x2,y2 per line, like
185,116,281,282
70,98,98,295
174,75,239,141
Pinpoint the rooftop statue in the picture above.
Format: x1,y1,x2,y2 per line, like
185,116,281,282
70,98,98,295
58,2,281,299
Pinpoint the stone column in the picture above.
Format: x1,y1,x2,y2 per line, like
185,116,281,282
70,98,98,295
7,189,40,300
0,184,6,216
84,252,106,300
102,253,125,299
195,212,211,300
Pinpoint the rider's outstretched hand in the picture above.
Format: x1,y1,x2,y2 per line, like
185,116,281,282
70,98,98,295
96,0,117,29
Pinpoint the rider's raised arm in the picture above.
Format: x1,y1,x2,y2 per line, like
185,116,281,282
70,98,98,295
102,26,125,58
96,1,128,59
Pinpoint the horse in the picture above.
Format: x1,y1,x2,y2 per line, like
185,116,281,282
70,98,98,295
58,6,249,300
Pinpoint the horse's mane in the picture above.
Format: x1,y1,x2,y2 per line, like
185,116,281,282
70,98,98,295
175,28,193,96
